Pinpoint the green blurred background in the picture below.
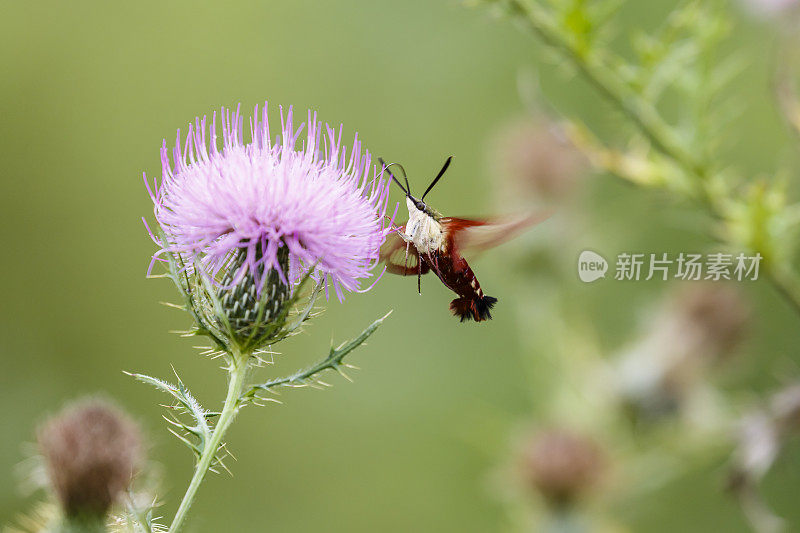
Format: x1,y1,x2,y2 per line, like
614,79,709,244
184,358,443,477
2,1,800,531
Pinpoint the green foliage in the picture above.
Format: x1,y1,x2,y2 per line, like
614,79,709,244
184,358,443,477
126,372,212,462
241,310,393,405
467,0,800,529
130,260,391,532
479,0,800,310
133,225,393,531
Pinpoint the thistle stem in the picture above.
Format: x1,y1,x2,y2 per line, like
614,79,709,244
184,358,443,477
168,356,248,533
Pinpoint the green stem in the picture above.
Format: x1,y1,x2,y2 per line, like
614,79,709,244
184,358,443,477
168,357,248,533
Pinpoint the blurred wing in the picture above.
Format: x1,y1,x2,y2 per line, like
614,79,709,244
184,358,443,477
380,227,426,276
442,211,551,256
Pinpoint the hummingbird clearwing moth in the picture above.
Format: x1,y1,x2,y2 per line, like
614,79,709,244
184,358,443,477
379,156,548,322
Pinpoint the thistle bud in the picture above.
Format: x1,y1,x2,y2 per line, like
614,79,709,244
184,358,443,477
37,399,142,528
673,284,750,360
490,117,587,206
521,429,605,508
218,244,291,342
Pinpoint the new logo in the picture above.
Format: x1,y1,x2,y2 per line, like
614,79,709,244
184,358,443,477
578,250,608,282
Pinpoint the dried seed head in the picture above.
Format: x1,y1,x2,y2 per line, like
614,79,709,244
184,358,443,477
490,117,587,205
521,429,605,508
37,399,142,520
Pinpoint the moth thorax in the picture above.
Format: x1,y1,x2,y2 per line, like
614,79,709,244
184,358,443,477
219,243,290,339
405,200,444,253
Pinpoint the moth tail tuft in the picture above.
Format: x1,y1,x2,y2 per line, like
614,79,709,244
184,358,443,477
450,296,498,322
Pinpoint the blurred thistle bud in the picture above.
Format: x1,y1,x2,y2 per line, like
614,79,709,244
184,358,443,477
668,283,750,359
489,116,587,206
145,104,391,355
770,383,800,430
521,428,605,508
36,398,142,530
732,384,800,482
739,0,799,17
617,283,750,421
728,384,800,532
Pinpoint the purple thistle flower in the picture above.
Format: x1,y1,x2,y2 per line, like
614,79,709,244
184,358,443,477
145,104,393,302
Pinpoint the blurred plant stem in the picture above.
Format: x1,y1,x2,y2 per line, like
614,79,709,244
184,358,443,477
768,265,800,316
495,0,800,315
59,515,107,533
543,508,590,533
168,355,248,533
776,20,800,143
502,0,706,179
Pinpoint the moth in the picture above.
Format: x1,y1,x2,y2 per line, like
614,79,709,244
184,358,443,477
379,157,544,322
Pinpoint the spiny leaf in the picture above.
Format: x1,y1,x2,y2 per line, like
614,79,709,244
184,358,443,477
241,310,392,403
154,226,228,349
126,371,211,455
196,264,235,342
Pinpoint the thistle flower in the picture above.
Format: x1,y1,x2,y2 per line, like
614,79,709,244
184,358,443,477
37,399,142,526
521,428,605,508
145,104,392,346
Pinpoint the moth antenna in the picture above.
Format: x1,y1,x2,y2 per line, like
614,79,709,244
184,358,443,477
379,158,411,196
421,156,453,201
394,163,411,196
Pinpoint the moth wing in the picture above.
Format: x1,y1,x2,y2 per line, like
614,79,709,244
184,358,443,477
442,211,551,256
380,227,427,276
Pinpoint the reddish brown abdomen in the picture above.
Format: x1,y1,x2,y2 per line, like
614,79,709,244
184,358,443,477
422,251,497,322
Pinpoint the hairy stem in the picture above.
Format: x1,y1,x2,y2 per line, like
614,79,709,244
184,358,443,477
168,356,248,533
504,0,800,313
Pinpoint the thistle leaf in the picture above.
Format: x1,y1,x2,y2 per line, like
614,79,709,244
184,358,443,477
241,310,392,404
126,371,211,457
